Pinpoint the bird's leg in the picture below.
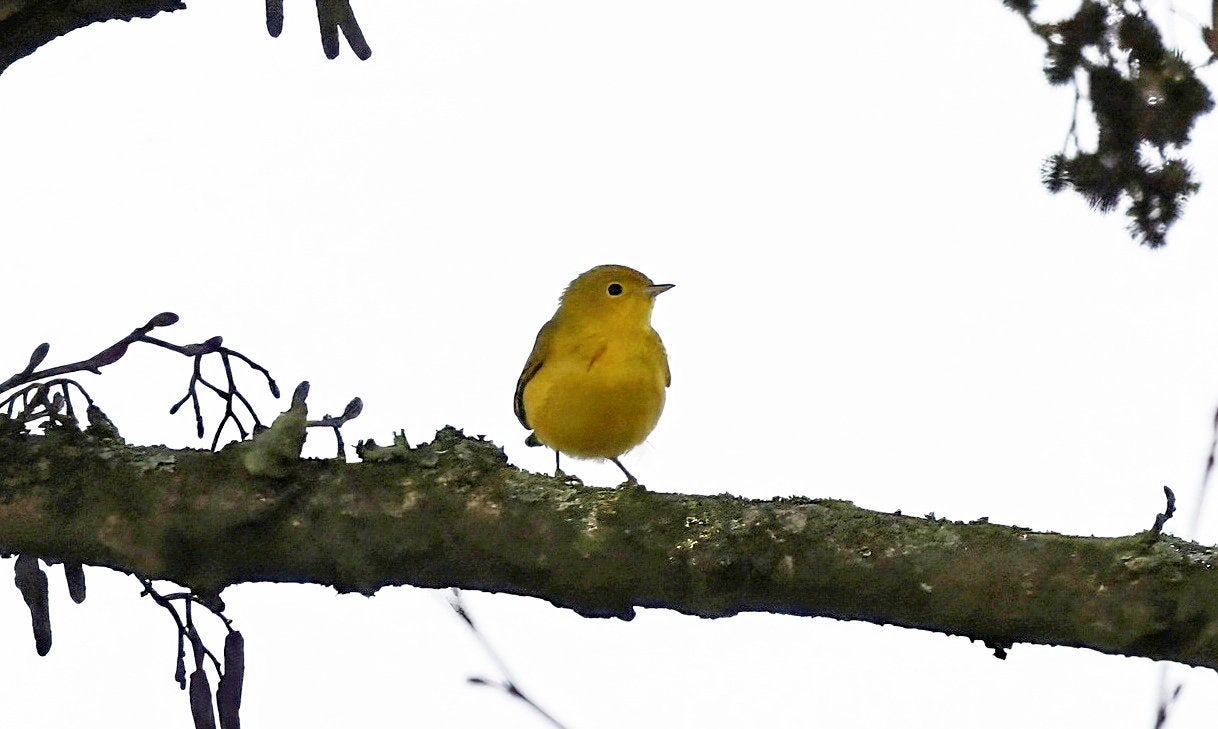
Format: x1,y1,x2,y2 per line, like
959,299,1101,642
554,450,567,479
610,457,637,485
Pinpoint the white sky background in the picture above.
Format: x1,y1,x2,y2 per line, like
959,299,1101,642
2,0,1218,726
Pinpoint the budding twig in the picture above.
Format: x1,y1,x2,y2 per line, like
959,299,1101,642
307,396,363,457
2,313,279,449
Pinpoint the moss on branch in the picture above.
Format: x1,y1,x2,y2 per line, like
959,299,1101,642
1,419,1216,670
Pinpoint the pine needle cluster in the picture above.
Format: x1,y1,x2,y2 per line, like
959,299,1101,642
1008,0,1214,246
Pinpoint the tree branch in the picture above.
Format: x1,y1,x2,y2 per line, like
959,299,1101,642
2,421,1216,671
0,0,370,76
0,0,186,75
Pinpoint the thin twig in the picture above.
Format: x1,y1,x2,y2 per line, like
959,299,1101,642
1,312,280,449
1150,486,1177,536
448,589,570,729
0,313,176,393
1154,662,1183,729
1065,80,1082,156
307,397,363,458
139,578,227,677
1191,402,1218,536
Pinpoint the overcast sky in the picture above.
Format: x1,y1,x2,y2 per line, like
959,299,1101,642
3,0,1218,727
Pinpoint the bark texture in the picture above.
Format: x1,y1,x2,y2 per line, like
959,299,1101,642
2,420,1216,670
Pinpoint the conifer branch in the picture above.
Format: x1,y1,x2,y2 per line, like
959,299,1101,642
1006,0,1215,246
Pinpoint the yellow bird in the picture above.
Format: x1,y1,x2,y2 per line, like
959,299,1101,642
515,265,673,483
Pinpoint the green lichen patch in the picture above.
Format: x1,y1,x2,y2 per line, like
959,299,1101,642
4,420,1218,669
242,401,307,479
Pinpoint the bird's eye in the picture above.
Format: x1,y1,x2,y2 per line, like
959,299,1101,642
607,283,624,296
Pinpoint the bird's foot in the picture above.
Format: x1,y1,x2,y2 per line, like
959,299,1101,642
609,457,641,487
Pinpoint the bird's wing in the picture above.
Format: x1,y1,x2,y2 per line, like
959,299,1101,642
660,334,671,387
514,318,556,429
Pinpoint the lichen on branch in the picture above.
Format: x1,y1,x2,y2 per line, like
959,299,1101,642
2,420,1217,671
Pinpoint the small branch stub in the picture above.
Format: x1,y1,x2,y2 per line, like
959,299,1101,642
241,382,309,478
1151,485,1177,537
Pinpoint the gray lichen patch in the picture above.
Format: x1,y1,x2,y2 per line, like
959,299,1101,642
4,419,1218,668
242,401,307,479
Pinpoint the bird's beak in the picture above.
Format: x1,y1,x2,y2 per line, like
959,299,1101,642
645,283,675,297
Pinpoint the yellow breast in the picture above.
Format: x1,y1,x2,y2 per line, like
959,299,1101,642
522,322,668,459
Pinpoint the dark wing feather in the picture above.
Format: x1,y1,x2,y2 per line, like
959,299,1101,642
658,331,671,387
514,319,556,428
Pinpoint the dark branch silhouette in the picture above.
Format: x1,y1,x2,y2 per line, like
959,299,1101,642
1005,0,1214,246
0,312,280,449
0,0,370,75
0,314,370,729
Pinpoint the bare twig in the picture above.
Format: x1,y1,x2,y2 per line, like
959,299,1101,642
307,396,363,458
1064,80,1082,156
1154,663,1184,728
156,334,279,449
1,377,96,423
2,313,279,449
1150,486,1177,537
1,312,175,393
448,589,569,729
1191,402,1218,536
138,578,234,683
